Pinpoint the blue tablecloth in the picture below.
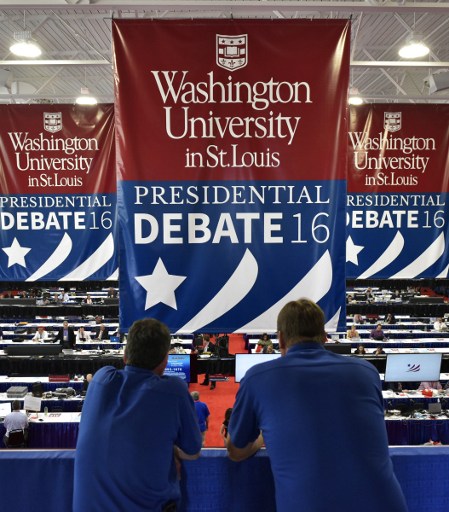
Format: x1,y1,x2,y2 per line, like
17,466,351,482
386,419,449,445
0,419,79,449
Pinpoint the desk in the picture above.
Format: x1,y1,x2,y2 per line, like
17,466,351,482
386,418,449,445
0,353,125,376
0,376,84,393
0,302,118,319
195,356,235,377
0,393,84,412
0,412,80,449
356,329,449,339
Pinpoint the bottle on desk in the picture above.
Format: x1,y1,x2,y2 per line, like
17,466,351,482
44,406,48,416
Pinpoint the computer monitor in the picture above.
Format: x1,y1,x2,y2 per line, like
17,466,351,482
324,343,352,355
6,344,63,356
384,353,442,382
235,353,281,383
0,402,12,419
164,354,191,383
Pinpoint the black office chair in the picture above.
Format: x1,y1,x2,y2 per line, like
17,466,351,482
5,429,27,448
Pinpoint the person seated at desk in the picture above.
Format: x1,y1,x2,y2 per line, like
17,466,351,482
353,313,364,324
32,325,49,342
263,344,278,354
3,400,28,448
256,333,273,353
107,287,117,298
84,294,93,305
365,287,375,302
370,323,387,341
57,290,71,303
76,326,92,343
82,373,93,395
417,381,443,391
54,320,76,349
93,324,110,341
433,317,448,332
385,313,396,325
198,334,216,355
346,325,360,340
353,344,367,355
388,382,403,393
373,345,385,355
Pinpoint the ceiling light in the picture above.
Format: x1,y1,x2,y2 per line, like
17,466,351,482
398,34,430,59
75,87,97,106
348,88,363,106
10,31,41,58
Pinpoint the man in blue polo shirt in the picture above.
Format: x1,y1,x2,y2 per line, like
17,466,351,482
225,298,408,512
73,318,202,512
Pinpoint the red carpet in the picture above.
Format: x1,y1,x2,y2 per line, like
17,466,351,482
190,334,246,447
190,378,239,447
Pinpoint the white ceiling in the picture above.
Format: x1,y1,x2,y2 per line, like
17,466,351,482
1,1,449,104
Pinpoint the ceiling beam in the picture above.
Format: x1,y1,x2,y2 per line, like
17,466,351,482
352,61,449,68
1,59,448,68
0,60,110,66
2,1,449,14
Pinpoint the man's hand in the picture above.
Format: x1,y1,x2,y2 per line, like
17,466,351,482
224,432,264,462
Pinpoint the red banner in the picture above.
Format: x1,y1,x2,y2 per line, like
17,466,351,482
347,104,449,278
114,19,350,332
0,104,117,281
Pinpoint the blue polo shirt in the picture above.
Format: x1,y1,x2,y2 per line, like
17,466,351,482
73,365,202,512
229,342,408,512
193,400,210,432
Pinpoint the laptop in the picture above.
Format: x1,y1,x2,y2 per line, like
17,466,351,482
428,402,442,415
0,402,12,420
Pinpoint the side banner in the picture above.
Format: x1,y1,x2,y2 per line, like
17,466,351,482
114,20,349,333
347,105,449,279
0,104,117,281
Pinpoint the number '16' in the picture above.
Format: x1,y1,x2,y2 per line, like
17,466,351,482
292,213,330,244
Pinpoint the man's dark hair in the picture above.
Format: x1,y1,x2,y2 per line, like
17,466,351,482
277,298,325,346
12,400,21,411
125,318,171,370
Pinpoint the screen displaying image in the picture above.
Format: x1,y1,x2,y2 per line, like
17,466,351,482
164,354,191,382
384,353,442,382
235,353,281,383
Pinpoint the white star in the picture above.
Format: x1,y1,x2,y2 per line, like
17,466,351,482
135,258,186,311
2,237,31,268
346,236,364,265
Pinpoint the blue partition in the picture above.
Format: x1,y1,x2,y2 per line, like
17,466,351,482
0,448,448,512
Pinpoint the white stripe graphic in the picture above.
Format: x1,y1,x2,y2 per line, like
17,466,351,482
235,250,333,333
391,232,445,279
357,231,404,279
107,267,119,280
59,233,115,281
25,233,72,282
176,249,258,334
437,263,449,278
325,307,341,332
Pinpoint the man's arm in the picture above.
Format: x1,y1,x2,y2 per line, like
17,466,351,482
223,432,264,462
174,445,201,461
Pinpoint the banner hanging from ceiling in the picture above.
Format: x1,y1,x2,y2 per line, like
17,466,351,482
0,104,117,281
114,19,350,333
347,104,449,279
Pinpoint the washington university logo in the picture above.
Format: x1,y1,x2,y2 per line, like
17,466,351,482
216,34,248,71
44,112,62,133
384,112,402,133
